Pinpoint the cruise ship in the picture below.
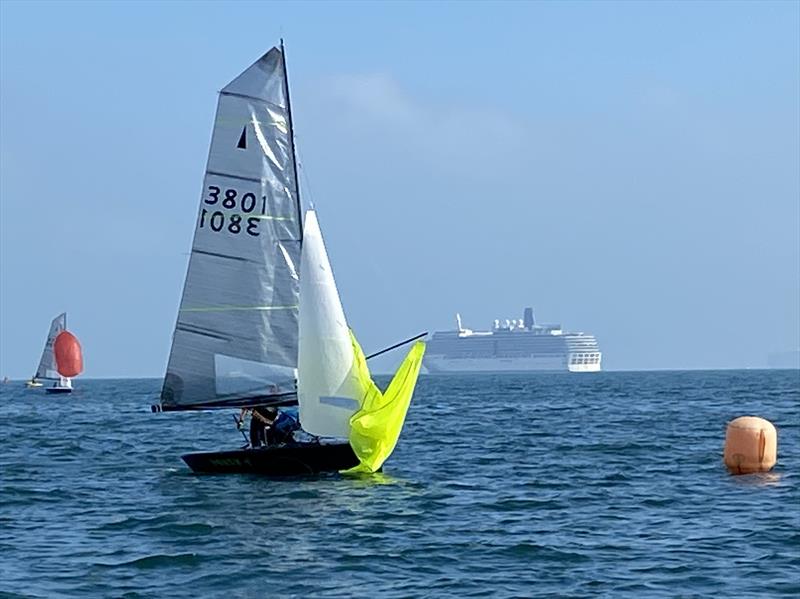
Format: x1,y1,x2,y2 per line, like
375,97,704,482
423,307,602,373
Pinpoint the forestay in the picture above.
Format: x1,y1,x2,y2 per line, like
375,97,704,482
161,47,303,410
35,313,66,380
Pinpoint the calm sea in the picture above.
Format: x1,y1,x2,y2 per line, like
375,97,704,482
1,370,798,598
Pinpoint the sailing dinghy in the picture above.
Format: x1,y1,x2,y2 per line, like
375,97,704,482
158,43,425,475
27,313,64,389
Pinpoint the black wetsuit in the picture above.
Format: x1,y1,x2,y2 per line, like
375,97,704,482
249,408,274,448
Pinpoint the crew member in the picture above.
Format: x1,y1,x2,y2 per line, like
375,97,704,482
267,408,300,445
248,406,278,448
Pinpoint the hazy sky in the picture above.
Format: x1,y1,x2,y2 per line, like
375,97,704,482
1,0,798,377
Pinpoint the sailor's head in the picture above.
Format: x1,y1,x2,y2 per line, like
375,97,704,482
262,406,278,420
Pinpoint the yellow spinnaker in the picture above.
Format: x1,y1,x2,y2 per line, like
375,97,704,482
343,332,426,474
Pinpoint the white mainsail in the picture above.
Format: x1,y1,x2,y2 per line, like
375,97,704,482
297,210,363,438
161,46,303,409
34,312,66,380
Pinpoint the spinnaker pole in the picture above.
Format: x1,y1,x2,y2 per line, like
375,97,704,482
365,332,428,360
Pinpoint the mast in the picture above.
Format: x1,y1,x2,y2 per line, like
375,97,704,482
280,38,304,241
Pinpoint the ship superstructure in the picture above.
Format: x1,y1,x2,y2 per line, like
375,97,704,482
423,307,602,373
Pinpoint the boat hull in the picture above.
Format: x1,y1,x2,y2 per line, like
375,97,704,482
423,355,602,373
45,386,73,394
182,441,358,475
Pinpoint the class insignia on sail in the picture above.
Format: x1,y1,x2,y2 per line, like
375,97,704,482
159,42,425,476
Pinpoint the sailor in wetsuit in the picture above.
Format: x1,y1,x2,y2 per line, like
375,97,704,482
249,406,277,448
247,406,300,448
268,408,300,445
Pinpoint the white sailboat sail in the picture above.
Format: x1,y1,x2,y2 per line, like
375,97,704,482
34,312,66,380
297,210,363,438
161,46,303,410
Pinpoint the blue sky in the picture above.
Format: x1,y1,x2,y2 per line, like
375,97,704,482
1,0,798,377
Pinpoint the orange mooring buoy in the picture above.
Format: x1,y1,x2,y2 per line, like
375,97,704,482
724,416,777,474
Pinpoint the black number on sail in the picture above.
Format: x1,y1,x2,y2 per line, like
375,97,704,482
222,189,237,209
206,186,220,204
199,208,261,237
209,211,225,232
241,192,256,213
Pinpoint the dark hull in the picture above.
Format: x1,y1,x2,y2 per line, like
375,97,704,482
182,441,358,475
45,387,72,394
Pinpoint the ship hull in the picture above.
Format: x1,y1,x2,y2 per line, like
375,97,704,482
424,355,602,374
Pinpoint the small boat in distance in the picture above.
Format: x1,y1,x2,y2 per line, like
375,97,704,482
157,42,425,476
27,313,66,388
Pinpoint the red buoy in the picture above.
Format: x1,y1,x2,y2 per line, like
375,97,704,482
54,331,83,377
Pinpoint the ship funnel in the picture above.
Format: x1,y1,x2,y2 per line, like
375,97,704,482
523,307,535,329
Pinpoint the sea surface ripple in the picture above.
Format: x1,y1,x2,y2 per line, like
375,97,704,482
1,370,798,598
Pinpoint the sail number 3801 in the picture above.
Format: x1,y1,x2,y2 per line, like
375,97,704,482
199,186,267,237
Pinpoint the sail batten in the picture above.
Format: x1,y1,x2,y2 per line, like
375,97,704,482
205,171,264,184
219,90,285,107
190,249,254,262
161,46,302,410
174,326,231,342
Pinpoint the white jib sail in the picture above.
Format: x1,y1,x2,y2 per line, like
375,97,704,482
297,210,362,438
